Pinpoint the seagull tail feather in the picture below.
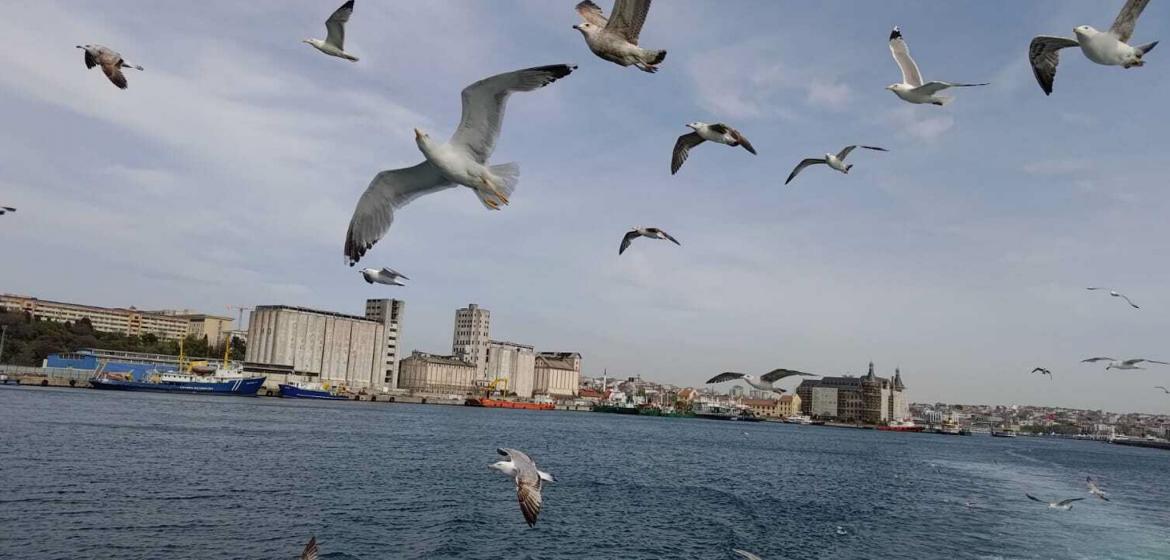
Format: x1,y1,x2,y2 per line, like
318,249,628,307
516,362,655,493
474,163,519,210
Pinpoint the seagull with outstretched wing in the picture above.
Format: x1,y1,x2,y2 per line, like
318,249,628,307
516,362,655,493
671,122,756,175
706,368,818,394
1026,493,1084,510
1084,357,1168,370
619,227,680,255
1028,0,1157,95
303,0,359,61
573,0,666,73
76,45,143,89
1031,367,1053,380
785,145,887,185
490,448,555,527
300,536,318,560
1086,476,1110,501
885,26,988,105
361,267,408,286
1087,287,1140,309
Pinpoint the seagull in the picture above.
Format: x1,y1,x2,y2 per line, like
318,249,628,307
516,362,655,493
706,368,818,394
300,536,318,560
1087,287,1140,309
1028,0,1156,95
1155,386,1170,394
490,448,555,527
573,0,665,73
1086,476,1110,501
1031,367,1053,380
0,206,14,215
886,26,988,105
361,267,408,286
671,122,756,175
784,145,888,185
1026,494,1084,510
76,45,143,89
733,550,763,560
343,64,576,265
1082,357,1169,370
303,0,358,62
622,226,678,254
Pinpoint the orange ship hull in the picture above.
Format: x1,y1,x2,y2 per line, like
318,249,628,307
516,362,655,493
466,398,554,410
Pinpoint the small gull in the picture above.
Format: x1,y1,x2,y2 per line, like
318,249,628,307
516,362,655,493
1155,385,1170,394
573,0,665,73
1086,476,1110,501
1031,367,1053,380
1081,357,1169,370
672,122,756,175
344,64,576,264
785,145,887,185
886,26,988,105
0,206,14,215
1026,493,1084,510
1029,0,1156,95
619,227,680,255
1087,287,1140,309
706,368,818,395
304,0,358,62
300,536,318,560
733,550,763,560
76,45,143,89
361,267,408,286
490,448,555,527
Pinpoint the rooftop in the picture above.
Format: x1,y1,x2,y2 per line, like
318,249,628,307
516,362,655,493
253,304,375,324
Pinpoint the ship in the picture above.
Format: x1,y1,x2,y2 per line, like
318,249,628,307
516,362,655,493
592,403,640,414
991,428,1019,438
784,415,814,425
279,382,348,400
693,403,763,422
877,419,925,432
465,397,554,410
935,417,962,435
90,367,265,396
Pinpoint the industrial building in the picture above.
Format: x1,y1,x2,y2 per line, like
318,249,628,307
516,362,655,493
452,303,490,379
44,348,223,379
533,352,581,398
397,351,476,394
796,363,909,423
365,298,405,388
0,294,231,341
245,305,385,391
485,340,536,397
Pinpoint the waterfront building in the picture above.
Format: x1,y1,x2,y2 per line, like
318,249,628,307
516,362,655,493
245,305,385,391
484,340,536,397
452,304,490,379
0,294,230,341
742,394,801,418
365,298,405,388
533,352,581,398
44,348,223,379
397,351,477,394
796,362,909,423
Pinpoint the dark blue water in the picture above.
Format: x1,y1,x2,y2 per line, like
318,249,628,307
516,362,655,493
1,386,1167,559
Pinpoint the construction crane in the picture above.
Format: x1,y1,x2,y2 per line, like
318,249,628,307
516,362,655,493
226,305,253,330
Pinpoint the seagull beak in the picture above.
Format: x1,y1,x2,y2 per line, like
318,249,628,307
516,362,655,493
572,24,579,30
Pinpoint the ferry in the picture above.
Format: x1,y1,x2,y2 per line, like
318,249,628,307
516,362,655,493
784,415,814,425
693,403,763,422
279,382,348,400
936,418,963,435
90,367,265,396
877,419,925,432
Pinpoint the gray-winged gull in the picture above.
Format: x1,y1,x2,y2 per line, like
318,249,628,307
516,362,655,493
619,227,680,255
573,0,665,73
361,267,408,286
785,145,887,185
886,26,988,105
706,368,818,394
1031,367,1053,379
671,122,756,175
1087,287,1140,309
1086,476,1110,501
490,448,555,527
304,0,358,61
1026,494,1084,510
1082,357,1169,370
1029,0,1156,95
76,45,142,89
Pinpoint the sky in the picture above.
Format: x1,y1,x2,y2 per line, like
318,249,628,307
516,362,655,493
1,1,1169,413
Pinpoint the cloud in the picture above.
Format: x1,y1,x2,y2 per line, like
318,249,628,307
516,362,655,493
878,106,954,141
1023,158,1092,176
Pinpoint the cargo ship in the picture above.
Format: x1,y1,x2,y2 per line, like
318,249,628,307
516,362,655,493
90,368,265,396
592,403,640,414
465,397,555,410
877,419,925,432
279,382,348,400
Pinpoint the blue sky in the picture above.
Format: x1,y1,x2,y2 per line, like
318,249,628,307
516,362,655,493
2,1,1169,412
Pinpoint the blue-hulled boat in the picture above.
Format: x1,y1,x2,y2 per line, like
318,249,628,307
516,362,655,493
278,382,348,400
89,368,265,396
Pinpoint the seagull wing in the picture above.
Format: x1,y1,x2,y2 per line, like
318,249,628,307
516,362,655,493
300,536,319,560
653,228,681,246
1130,358,1169,365
837,145,858,160
1086,287,1105,291
344,162,452,265
1082,357,1116,363
1155,385,1169,392
604,0,652,45
324,0,354,49
733,551,764,560
1025,493,1046,503
727,126,757,155
913,81,989,96
671,132,705,175
785,158,827,185
1028,36,1079,96
889,27,923,87
707,372,747,384
1,206,15,212
1117,293,1139,308
1056,498,1085,507
101,62,128,89
619,230,640,255
449,64,576,164
498,448,543,527
1030,367,1048,374
82,49,97,69
760,369,817,383
575,0,609,26
1110,0,1150,43
380,267,408,280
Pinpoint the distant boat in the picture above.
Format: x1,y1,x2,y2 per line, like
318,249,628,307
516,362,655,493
991,429,1018,438
465,397,554,410
90,367,264,396
279,382,348,400
693,403,762,422
936,417,963,435
592,403,640,414
784,414,814,425
878,419,925,432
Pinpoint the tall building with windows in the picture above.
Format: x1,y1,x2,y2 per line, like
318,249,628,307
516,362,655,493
452,303,490,378
0,293,230,341
365,298,406,388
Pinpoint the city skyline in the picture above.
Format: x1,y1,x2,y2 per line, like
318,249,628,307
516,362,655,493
3,1,1170,412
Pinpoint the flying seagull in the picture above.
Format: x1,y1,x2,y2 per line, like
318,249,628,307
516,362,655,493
1087,287,1140,309
886,26,988,105
0,206,14,215
304,0,358,61
490,448,555,527
1028,0,1157,95
619,227,680,255
573,0,665,73
1082,357,1169,370
76,45,143,89
1155,385,1170,394
344,64,576,265
361,267,408,286
671,122,756,175
733,551,764,560
1086,476,1110,501
785,145,888,185
706,368,818,394
1027,494,1084,510
1031,367,1053,380
300,536,318,560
